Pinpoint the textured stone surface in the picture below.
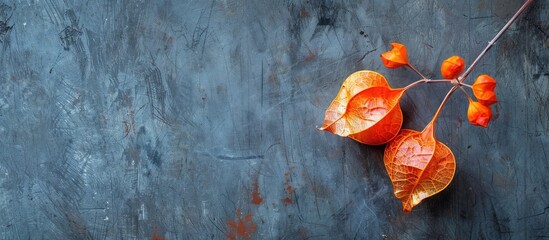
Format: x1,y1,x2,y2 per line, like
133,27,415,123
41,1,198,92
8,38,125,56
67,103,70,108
0,0,547,239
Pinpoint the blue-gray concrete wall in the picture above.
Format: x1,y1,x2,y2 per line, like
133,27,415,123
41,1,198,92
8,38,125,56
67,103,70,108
0,0,547,239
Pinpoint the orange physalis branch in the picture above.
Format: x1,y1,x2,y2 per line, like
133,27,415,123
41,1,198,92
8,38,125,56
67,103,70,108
320,0,532,212
459,0,534,83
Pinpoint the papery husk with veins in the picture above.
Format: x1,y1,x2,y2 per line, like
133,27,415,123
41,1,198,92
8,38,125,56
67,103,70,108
384,121,456,212
319,70,405,145
384,86,458,212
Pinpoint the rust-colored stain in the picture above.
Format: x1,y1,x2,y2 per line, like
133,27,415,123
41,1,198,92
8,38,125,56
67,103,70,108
282,168,295,205
152,226,165,240
303,52,316,62
282,197,293,204
226,209,256,240
286,184,295,194
299,6,309,17
251,177,264,205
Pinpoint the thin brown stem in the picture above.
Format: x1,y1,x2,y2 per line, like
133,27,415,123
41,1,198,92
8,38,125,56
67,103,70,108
407,63,428,80
461,83,473,88
404,79,452,90
429,79,454,83
404,79,428,90
459,86,474,101
459,0,534,83
431,86,459,125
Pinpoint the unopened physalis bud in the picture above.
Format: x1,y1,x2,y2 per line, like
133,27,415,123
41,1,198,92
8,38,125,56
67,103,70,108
467,100,492,128
440,56,465,79
472,74,497,106
381,43,408,68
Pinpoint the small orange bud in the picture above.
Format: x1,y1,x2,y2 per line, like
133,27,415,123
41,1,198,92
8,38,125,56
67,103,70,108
472,74,497,106
467,100,492,128
440,56,465,79
380,43,408,68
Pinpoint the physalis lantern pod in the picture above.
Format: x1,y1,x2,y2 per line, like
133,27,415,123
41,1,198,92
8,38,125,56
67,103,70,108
467,100,492,128
380,43,408,69
472,74,497,106
440,56,465,79
320,70,405,145
384,122,456,212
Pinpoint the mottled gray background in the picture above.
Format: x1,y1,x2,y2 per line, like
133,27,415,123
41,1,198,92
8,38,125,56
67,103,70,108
0,0,547,239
